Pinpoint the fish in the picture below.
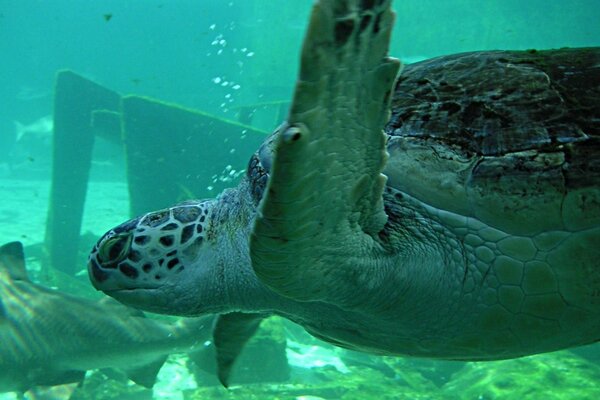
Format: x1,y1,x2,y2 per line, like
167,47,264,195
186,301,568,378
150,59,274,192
13,115,53,142
15,86,50,102
0,241,213,394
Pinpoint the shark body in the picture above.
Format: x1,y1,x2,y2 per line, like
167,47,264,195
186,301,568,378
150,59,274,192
0,241,212,394
14,115,53,142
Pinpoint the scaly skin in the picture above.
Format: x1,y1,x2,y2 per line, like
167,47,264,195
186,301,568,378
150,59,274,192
88,169,600,360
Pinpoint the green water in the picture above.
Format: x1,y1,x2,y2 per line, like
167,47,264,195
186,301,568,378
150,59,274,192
1,0,599,399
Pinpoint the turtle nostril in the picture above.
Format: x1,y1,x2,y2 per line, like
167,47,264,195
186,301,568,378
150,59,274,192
98,233,132,266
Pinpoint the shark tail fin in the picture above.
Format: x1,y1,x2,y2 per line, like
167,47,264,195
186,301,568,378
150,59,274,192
14,120,25,141
0,241,29,281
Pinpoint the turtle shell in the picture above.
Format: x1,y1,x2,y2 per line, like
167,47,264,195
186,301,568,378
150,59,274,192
384,48,600,235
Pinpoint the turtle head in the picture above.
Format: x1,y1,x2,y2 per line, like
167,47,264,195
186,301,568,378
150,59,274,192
88,199,222,315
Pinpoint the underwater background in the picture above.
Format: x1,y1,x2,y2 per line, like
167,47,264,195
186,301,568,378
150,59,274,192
1,0,600,399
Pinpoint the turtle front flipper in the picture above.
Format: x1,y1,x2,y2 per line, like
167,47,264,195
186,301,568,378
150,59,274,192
250,0,400,302
212,312,266,388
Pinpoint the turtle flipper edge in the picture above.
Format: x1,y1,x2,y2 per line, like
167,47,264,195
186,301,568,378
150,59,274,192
250,0,401,302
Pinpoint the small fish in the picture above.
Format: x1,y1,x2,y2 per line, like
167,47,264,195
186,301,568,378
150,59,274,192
13,115,53,142
0,241,213,395
16,86,50,101
103,13,113,22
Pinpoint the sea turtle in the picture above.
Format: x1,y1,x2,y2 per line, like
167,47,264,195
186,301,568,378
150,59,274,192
88,0,600,387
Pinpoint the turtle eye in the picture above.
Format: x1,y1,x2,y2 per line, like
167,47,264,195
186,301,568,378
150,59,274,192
98,234,132,266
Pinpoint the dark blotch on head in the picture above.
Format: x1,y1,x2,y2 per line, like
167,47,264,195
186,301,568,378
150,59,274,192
181,224,195,244
196,224,203,234
335,19,354,46
142,263,153,273
142,210,170,227
134,235,151,246
161,223,179,231
119,263,139,279
167,258,180,270
166,250,177,257
128,250,142,262
159,235,175,247
173,206,201,223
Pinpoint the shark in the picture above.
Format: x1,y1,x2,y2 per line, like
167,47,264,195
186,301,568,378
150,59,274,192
0,241,213,395
13,115,53,142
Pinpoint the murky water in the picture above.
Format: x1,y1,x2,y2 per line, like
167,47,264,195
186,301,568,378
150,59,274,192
1,1,599,399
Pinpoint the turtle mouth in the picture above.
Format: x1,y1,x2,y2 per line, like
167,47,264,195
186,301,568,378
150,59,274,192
102,285,175,314
88,257,161,292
